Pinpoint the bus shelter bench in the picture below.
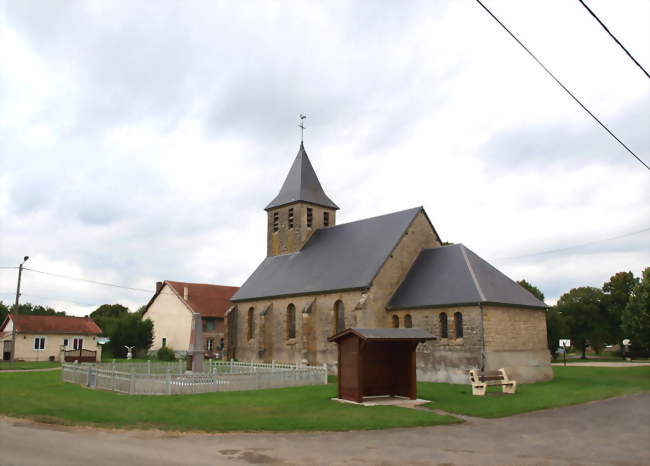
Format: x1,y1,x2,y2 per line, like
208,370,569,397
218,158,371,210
469,368,517,396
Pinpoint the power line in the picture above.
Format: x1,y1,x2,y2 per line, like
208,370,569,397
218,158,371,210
474,0,650,171
23,268,154,294
578,0,650,79
20,268,236,301
491,226,650,261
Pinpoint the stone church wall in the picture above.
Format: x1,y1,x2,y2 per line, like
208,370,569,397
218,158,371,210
232,290,363,367
392,306,483,384
483,305,552,383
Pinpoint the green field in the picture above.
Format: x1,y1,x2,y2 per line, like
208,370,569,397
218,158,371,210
421,366,650,418
0,370,457,432
0,366,647,432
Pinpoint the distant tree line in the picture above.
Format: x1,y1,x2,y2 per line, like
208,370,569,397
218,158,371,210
0,301,66,323
518,266,650,359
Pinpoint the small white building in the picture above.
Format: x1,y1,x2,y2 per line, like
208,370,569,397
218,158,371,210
0,314,102,362
143,280,239,357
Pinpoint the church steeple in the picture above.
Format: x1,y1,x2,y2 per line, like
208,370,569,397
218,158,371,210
266,143,339,256
265,142,338,211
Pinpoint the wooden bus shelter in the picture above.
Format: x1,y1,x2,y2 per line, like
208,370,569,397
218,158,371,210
328,328,435,403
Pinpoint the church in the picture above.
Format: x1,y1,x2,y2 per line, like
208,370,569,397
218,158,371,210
226,142,552,384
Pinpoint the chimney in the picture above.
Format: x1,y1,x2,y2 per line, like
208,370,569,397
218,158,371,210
184,286,189,301
156,281,163,293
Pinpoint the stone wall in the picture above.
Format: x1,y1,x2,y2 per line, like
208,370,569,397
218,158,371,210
231,290,364,367
483,305,552,383
392,306,483,384
266,202,337,256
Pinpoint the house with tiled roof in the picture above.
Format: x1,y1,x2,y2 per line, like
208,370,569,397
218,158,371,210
0,314,102,362
227,143,552,383
143,281,239,356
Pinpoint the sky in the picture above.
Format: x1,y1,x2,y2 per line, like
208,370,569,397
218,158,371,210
0,0,648,316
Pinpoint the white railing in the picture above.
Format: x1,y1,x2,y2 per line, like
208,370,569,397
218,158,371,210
62,360,328,395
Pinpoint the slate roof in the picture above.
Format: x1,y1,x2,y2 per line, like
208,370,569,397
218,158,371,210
388,244,547,310
144,281,239,318
0,315,102,335
265,142,339,210
328,328,436,342
231,207,423,301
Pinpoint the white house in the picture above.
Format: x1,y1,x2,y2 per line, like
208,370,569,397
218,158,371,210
143,280,239,357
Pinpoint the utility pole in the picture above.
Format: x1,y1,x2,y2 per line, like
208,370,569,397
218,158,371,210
10,256,29,364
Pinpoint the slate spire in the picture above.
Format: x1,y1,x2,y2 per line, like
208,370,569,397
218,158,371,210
265,142,339,210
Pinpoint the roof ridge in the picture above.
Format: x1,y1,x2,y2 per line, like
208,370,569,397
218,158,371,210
166,280,239,288
459,244,486,302
327,206,422,229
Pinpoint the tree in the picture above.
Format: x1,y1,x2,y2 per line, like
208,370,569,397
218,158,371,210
602,271,638,344
90,304,153,358
0,301,8,324
546,307,569,360
621,267,650,356
557,287,608,359
0,301,65,321
517,279,545,301
105,313,153,358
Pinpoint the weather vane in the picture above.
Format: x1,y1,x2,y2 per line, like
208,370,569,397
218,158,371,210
299,114,307,143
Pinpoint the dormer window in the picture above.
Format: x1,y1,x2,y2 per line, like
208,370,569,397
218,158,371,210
288,208,294,229
307,207,313,228
273,212,279,232
323,211,330,227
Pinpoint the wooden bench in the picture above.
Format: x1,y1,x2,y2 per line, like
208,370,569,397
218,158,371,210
469,368,517,396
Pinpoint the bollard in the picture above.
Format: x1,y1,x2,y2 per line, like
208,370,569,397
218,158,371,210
129,368,136,395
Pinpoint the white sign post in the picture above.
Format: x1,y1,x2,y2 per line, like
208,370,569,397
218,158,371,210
559,339,571,367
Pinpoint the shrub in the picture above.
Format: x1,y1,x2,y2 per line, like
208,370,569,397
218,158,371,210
157,346,176,361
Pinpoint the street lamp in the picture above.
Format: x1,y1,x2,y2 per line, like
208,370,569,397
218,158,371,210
10,256,29,364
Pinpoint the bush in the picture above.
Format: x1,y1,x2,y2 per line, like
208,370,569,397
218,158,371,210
157,346,176,361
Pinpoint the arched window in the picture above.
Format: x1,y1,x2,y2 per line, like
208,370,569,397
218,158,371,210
247,307,255,340
392,315,400,328
404,314,413,328
334,300,345,333
454,312,463,338
286,304,296,339
439,312,448,338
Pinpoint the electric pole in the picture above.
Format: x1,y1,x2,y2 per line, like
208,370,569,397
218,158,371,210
10,256,29,364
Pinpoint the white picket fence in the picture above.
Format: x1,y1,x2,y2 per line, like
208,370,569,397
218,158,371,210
61,360,328,395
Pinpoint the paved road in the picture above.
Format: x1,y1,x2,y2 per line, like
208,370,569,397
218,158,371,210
1,393,648,466
0,367,61,373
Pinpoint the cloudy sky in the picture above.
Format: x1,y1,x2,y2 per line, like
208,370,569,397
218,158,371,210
1,0,648,316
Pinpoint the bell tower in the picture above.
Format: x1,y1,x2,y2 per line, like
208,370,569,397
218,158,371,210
265,142,339,256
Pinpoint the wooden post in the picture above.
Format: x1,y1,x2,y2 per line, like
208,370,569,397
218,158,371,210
147,360,151,375
166,369,171,395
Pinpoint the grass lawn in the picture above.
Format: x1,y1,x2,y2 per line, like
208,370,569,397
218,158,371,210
0,371,458,432
420,366,650,418
0,361,60,371
555,357,649,363
1,366,647,432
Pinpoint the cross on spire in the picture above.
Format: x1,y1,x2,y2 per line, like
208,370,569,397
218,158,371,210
299,114,307,143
